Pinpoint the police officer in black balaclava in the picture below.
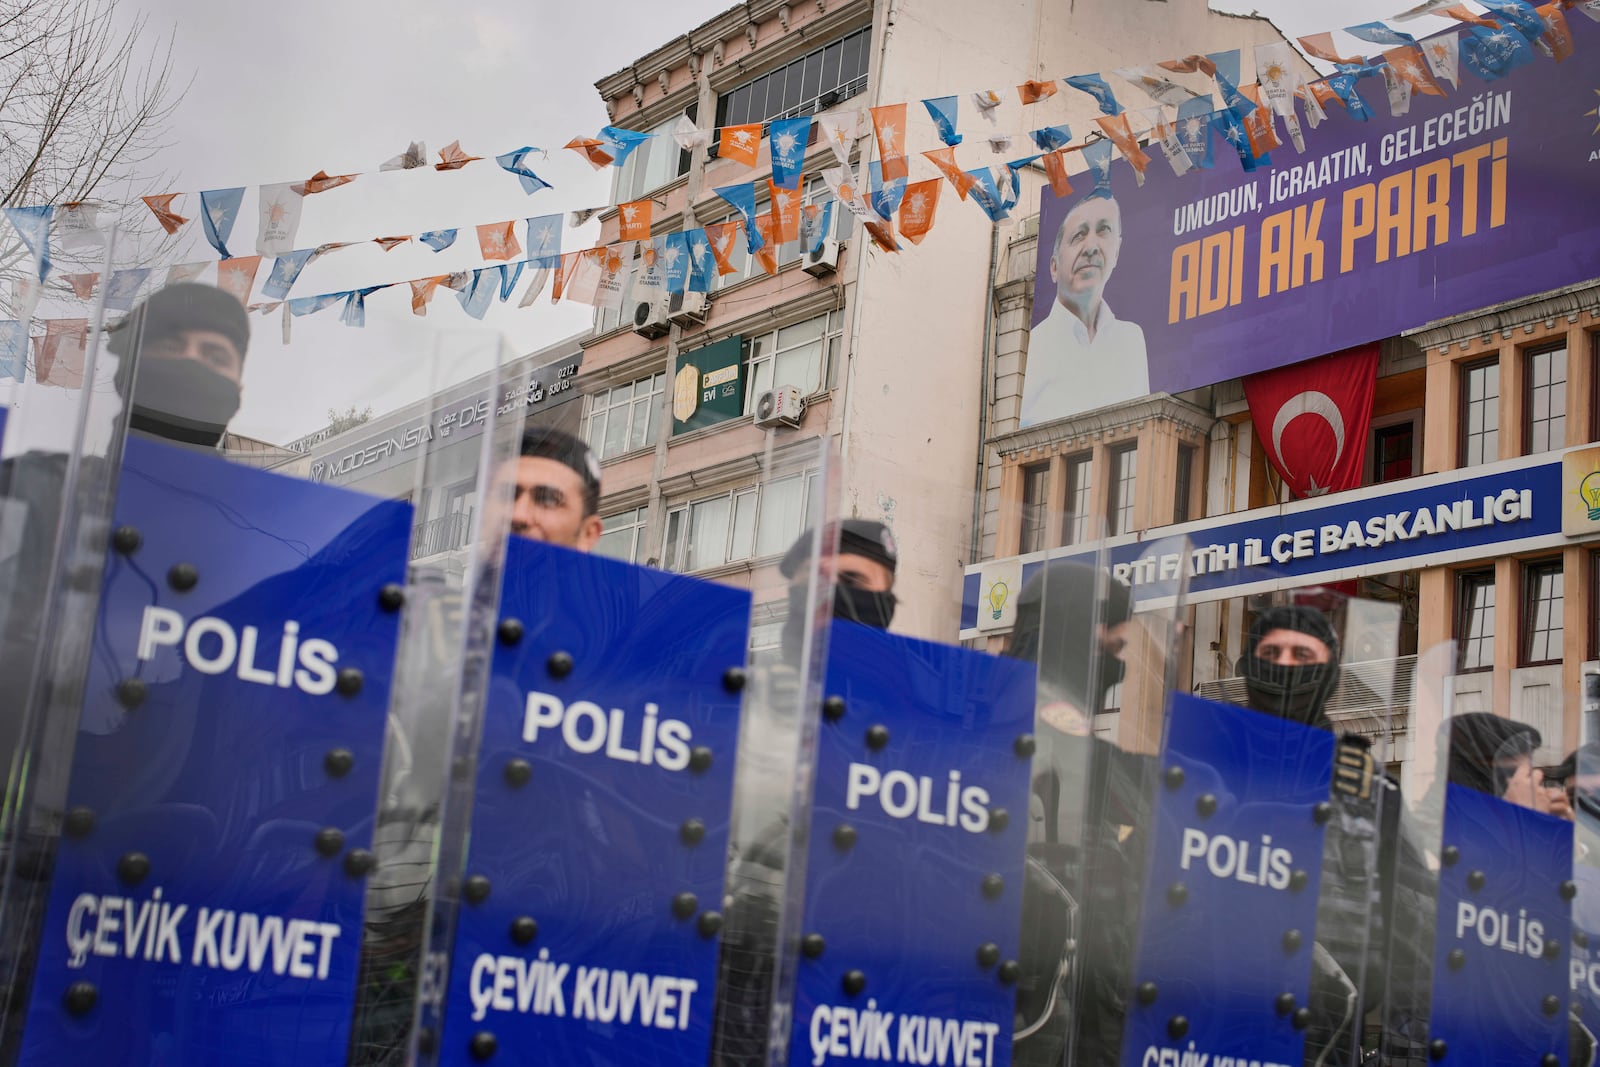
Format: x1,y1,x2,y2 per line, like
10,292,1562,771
107,282,250,448
1238,604,1343,729
777,518,898,652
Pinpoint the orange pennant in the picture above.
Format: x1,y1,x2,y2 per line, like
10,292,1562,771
292,169,357,195
373,236,411,252
1241,106,1281,157
1382,45,1446,96
564,137,614,169
1018,79,1059,105
1538,3,1574,61
551,252,578,302
704,221,743,276
140,193,188,235
63,273,98,300
862,219,900,254
1309,81,1341,110
1158,54,1217,76
718,124,763,168
1438,5,1497,27
1095,114,1151,178
1041,150,1075,199
216,256,261,304
921,147,976,200
618,199,653,242
752,215,779,275
1296,33,1365,66
769,180,800,244
436,140,482,171
39,319,88,388
477,221,521,261
897,180,941,246
410,276,447,316
870,104,908,182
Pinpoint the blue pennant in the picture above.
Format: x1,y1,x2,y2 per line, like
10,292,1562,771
199,188,245,259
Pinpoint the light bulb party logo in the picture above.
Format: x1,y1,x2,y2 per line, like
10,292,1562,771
985,578,1010,621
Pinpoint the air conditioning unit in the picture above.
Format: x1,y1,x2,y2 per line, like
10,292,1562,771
753,385,803,429
802,238,840,277
632,296,670,338
667,289,708,326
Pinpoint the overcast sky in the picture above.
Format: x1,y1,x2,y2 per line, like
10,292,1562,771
63,0,1453,444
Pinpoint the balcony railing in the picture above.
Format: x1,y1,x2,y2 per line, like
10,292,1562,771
411,510,473,561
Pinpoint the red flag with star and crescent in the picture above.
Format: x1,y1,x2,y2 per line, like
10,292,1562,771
1242,344,1379,499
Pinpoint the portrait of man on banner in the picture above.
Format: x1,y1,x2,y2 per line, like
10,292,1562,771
1020,187,1148,427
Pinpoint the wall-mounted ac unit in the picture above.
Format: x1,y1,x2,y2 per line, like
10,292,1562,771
667,289,708,326
753,385,803,429
632,297,669,338
802,238,840,277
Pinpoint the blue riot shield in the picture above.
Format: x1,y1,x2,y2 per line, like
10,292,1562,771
422,439,836,1067
1390,644,1585,1067
0,271,518,1064
784,618,1037,1067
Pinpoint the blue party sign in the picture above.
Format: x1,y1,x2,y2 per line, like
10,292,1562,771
787,621,1035,1067
437,539,751,1066
1428,784,1571,1065
19,435,410,1066
1121,693,1334,1067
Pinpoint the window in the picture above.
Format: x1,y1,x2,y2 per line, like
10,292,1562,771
1456,569,1495,672
1019,462,1052,554
1522,559,1563,665
1372,422,1415,484
1523,345,1567,455
1064,454,1092,545
662,470,820,572
743,310,846,411
1173,444,1197,523
1459,359,1499,467
614,111,693,203
585,372,664,461
596,506,647,563
715,26,871,128
1107,444,1137,536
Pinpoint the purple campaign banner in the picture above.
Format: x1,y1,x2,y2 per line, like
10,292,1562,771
1028,16,1600,424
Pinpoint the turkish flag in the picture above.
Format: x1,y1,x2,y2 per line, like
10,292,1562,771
1242,343,1379,499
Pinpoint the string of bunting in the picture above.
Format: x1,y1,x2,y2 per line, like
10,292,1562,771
2,0,1587,357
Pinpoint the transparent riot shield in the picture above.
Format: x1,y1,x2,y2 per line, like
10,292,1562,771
1390,640,1575,1067
0,227,120,844
1573,676,1600,1067
419,426,837,1067
1082,569,1405,1067
0,263,516,1065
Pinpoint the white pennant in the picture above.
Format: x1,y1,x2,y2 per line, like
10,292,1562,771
1422,31,1460,89
816,109,862,169
1148,110,1193,177
256,183,305,257
56,203,105,250
672,112,709,152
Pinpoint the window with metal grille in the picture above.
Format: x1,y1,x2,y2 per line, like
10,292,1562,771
1459,359,1499,466
1107,444,1137,536
1019,462,1051,554
1523,345,1567,455
715,26,871,128
1064,454,1092,544
1522,559,1563,665
1456,568,1495,672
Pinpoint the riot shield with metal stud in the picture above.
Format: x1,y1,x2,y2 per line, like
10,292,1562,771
421,430,836,1067
1391,639,1575,1067
0,267,516,1065
1104,565,1401,1067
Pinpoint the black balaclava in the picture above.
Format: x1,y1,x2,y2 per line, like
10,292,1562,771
107,283,249,448
1004,560,1133,715
780,520,899,653
1445,712,1542,797
1239,604,1343,729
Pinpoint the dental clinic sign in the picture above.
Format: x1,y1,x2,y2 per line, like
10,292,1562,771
962,446,1600,636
